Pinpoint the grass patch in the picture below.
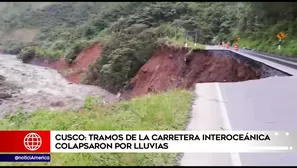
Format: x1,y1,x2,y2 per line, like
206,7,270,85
0,89,193,166
238,38,297,57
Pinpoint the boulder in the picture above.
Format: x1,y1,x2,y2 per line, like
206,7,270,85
0,75,5,81
0,93,12,99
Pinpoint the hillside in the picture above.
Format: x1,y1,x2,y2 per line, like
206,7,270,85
1,2,297,94
0,2,295,166
0,2,55,44
232,2,297,56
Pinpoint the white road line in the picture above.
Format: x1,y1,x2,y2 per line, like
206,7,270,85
215,83,242,166
243,51,297,66
181,83,234,166
231,50,297,75
206,45,297,75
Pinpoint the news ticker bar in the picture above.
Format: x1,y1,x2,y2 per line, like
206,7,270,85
0,154,50,162
0,131,296,153
50,131,296,153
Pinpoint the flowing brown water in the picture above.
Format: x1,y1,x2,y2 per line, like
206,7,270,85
0,54,118,117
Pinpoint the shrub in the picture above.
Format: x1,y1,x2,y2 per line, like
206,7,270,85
19,46,36,63
34,47,63,60
65,40,91,64
2,43,25,55
83,26,158,93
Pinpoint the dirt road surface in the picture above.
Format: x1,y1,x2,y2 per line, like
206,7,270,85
0,54,118,117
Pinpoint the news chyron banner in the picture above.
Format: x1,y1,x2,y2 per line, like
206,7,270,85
0,130,296,162
0,131,50,162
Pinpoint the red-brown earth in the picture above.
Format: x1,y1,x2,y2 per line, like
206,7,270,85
121,45,260,99
29,44,260,99
29,42,102,84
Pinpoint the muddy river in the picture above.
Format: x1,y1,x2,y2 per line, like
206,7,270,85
0,54,117,117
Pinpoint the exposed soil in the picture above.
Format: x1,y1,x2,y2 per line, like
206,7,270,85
29,42,102,84
121,45,261,99
26,44,268,101
0,42,120,116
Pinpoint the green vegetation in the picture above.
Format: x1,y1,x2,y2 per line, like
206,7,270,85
65,40,90,64
3,2,296,165
18,46,36,63
0,89,193,166
1,2,297,92
226,2,297,56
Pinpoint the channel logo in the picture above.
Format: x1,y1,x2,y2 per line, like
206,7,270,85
23,133,42,151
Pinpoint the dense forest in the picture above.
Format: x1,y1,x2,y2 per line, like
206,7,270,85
0,2,296,93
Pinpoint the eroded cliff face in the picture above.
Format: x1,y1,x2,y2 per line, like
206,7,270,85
29,43,102,84
121,46,260,99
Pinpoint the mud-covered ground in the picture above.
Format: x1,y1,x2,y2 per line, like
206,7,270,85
0,54,118,117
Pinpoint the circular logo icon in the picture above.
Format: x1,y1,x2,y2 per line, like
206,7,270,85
24,133,42,151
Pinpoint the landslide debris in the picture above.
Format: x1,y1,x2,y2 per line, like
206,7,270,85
121,45,260,98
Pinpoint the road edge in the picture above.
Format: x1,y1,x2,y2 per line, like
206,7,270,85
215,83,242,166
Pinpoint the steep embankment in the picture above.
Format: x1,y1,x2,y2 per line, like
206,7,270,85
52,43,102,83
27,44,261,100
29,43,102,84
121,45,260,98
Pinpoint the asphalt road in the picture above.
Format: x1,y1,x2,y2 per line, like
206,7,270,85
181,46,297,166
240,48,297,63
219,75,297,166
206,45,297,75
220,76,297,131
238,48,297,72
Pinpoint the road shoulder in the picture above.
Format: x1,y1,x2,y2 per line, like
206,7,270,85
179,83,240,166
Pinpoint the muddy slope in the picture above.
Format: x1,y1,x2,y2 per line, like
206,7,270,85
29,43,102,84
122,45,260,98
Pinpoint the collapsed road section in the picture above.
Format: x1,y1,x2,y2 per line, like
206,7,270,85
180,47,297,166
121,45,289,99
224,46,297,76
